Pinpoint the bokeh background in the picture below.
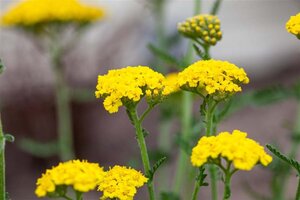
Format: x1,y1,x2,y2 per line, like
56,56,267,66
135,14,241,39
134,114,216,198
0,0,300,199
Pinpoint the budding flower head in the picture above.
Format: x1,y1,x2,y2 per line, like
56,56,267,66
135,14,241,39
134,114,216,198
191,130,272,171
178,14,222,46
286,13,300,39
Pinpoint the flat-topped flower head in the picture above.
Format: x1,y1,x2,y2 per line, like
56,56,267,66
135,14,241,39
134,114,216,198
286,13,300,39
191,130,272,171
178,14,222,46
95,66,168,113
98,165,148,200
178,59,249,99
35,160,105,197
1,0,104,27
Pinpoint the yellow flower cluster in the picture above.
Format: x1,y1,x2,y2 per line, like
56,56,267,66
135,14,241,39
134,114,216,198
178,14,222,45
95,66,168,113
178,60,249,99
162,72,180,95
1,0,104,27
191,130,272,171
35,160,105,197
98,165,148,200
286,13,300,39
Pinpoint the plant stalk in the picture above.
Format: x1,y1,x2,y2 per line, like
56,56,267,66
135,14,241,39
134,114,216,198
128,108,155,200
296,177,300,200
191,181,201,200
0,114,6,200
50,39,75,161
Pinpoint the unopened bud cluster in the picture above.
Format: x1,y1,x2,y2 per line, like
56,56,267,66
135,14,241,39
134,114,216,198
177,14,222,46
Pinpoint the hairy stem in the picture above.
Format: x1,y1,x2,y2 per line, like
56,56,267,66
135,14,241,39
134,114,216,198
0,114,6,200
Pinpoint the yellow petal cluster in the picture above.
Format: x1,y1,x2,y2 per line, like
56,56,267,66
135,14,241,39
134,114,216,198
178,14,222,45
98,165,148,200
191,130,272,171
286,13,300,39
1,0,104,27
35,160,105,197
162,72,180,95
178,60,249,99
95,66,167,113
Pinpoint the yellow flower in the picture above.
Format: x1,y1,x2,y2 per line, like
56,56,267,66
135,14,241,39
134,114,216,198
98,165,148,200
162,72,180,95
95,66,168,113
178,14,222,45
286,13,300,39
1,0,104,27
191,130,272,171
178,59,249,99
35,160,105,197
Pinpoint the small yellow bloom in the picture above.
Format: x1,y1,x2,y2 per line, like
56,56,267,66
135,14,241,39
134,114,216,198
95,66,172,113
162,72,180,95
178,59,249,99
1,0,105,27
35,160,105,197
191,130,272,171
178,14,222,46
98,165,148,200
286,13,300,39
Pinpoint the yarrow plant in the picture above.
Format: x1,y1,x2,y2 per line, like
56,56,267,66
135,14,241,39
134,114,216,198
286,13,300,39
1,0,105,161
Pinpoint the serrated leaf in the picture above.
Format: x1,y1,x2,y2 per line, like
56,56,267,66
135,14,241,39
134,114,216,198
266,144,300,174
19,138,58,157
196,166,209,187
148,44,180,66
148,156,167,182
160,191,180,200
142,128,149,138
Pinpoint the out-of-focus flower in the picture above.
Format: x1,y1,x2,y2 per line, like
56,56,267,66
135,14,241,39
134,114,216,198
178,59,249,99
95,66,169,113
35,160,105,197
178,14,222,46
1,0,104,27
286,13,300,39
191,130,272,171
98,165,148,200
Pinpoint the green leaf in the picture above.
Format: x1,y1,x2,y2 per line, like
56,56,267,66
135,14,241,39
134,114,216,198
19,138,58,157
142,128,150,138
147,44,180,66
148,156,167,182
266,144,300,174
0,59,4,74
160,191,180,200
4,134,14,143
196,166,209,187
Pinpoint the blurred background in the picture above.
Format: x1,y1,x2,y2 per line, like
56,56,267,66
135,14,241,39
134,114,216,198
0,0,300,199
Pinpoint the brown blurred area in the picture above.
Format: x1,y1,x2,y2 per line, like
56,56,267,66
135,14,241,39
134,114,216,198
0,0,300,199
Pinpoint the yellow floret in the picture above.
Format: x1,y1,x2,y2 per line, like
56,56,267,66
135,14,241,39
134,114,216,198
98,165,148,200
1,0,105,27
178,59,249,99
191,130,272,171
286,13,300,39
95,66,173,113
35,160,105,197
177,14,222,46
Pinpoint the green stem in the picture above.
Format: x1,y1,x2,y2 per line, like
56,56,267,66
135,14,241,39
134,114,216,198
0,114,6,200
128,107,155,200
50,38,75,161
75,191,83,200
210,0,223,15
172,92,192,194
191,181,201,200
296,177,300,200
